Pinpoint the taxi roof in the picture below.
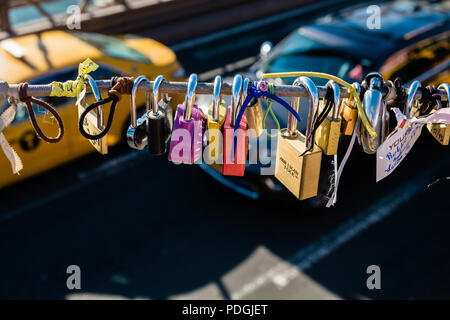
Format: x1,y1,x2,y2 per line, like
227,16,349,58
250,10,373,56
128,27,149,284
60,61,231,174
0,30,102,83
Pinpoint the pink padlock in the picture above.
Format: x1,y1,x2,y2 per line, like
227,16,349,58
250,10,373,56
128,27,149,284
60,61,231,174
168,74,206,164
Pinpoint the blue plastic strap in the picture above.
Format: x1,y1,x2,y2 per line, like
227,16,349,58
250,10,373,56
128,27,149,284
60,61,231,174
231,84,302,159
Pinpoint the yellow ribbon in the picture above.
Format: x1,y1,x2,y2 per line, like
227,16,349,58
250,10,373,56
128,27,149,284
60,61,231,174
50,58,99,98
261,72,377,138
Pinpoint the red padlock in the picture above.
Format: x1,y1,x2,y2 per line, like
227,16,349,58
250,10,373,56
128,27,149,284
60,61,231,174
222,74,248,176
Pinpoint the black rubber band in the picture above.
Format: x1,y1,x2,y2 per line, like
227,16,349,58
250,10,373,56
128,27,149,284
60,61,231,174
78,95,118,140
301,87,335,156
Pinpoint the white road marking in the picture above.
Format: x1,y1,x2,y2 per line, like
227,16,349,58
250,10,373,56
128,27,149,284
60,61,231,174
230,155,450,299
170,0,345,52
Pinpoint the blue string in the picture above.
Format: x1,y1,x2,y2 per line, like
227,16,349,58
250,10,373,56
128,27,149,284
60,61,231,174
230,84,302,161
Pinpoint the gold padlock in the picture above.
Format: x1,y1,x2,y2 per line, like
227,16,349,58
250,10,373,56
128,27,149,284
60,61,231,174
244,79,264,138
275,76,322,200
426,83,450,145
205,75,227,164
314,80,342,155
79,75,108,154
341,82,360,135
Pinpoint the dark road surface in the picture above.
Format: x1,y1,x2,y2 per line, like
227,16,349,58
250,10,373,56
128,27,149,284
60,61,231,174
1,0,450,300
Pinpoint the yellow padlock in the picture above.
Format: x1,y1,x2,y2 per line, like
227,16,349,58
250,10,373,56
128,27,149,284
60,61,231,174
275,76,322,200
206,76,227,165
341,83,360,135
314,81,342,156
426,83,450,145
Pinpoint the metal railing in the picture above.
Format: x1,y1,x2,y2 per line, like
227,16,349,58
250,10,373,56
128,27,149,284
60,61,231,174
0,80,448,101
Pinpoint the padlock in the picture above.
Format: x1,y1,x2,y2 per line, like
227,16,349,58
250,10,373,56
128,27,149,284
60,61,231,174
426,83,450,145
168,73,206,164
314,80,342,155
147,75,173,155
405,80,422,119
244,78,264,138
127,75,150,150
341,83,360,135
79,75,108,154
222,74,248,176
357,72,389,154
205,75,226,164
275,76,322,200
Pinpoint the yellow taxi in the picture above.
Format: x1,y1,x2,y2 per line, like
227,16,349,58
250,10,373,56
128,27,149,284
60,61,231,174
0,30,185,188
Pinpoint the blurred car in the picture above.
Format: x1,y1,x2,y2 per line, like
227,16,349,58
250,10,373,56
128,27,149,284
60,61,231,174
249,0,449,125
0,30,185,188
202,0,450,202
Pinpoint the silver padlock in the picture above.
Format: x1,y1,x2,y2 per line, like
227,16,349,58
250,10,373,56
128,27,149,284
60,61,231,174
147,75,173,155
357,73,389,154
127,75,150,150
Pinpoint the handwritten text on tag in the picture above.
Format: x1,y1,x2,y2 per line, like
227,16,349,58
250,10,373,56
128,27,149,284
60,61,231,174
376,108,450,182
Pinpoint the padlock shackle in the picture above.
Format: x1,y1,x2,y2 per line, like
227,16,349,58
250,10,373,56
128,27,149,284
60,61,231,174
325,80,341,119
288,77,319,149
230,74,243,127
239,78,250,120
86,74,104,129
183,73,198,121
86,75,101,102
130,75,150,128
438,83,450,108
242,78,250,106
152,75,168,115
212,75,222,122
406,80,421,119
352,82,361,99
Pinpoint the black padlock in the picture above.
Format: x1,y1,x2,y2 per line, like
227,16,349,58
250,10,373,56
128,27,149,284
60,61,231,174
147,75,172,155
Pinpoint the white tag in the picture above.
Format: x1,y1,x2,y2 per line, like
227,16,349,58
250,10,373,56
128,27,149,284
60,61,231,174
0,104,23,174
376,108,450,182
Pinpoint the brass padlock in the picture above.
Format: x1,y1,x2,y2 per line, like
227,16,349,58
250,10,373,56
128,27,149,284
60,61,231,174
80,75,108,154
244,78,264,138
341,83,360,135
275,76,322,200
314,80,342,155
426,83,450,145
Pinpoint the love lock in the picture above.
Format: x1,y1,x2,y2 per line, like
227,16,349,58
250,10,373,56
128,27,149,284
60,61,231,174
222,74,248,176
426,83,450,145
358,72,389,154
275,76,322,200
168,73,206,164
314,80,342,155
127,75,150,150
147,75,173,155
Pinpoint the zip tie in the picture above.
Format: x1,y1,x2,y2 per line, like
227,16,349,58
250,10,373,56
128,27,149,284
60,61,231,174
261,71,377,138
